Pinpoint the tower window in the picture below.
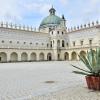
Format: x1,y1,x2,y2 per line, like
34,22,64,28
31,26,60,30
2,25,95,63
57,31,59,34
66,43,69,47
50,41,52,47
62,40,65,47
62,32,64,35
47,43,49,48
73,41,75,46
89,39,92,45
80,40,83,46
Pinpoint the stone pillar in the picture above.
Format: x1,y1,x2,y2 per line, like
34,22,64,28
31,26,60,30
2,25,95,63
53,39,58,61
18,53,21,62
69,53,71,61
7,53,10,62
28,53,30,61
37,53,39,61
44,53,47,61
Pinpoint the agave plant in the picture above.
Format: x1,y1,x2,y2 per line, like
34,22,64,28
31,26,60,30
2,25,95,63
72,48,100,76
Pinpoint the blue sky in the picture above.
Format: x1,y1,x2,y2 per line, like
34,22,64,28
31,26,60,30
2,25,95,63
0,0,100,28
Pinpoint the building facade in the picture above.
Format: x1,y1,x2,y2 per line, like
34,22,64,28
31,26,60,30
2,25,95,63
0,7,100,62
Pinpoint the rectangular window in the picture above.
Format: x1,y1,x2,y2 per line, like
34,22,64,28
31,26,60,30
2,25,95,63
66,43,69,47
89,40,92,45
47,43,49,48
80,41,83,46
73,41,75,46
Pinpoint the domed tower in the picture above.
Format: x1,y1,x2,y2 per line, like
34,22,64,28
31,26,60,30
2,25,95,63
39,6,66,32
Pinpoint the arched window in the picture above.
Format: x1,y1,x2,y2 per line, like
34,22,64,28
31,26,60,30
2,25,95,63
71,52,77,60
64,52,69,60
50,41,52,47
62,32,64,35
47,53,52,61
66,43,69,47
57,31,59,34
39,53,44,61
62,40,65,47
47,43,49,48
0,52,7,62
21,52,28,61
10,52,18,62
30,53,37,61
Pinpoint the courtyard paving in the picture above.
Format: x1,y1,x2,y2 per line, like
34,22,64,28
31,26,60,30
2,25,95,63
0,61,100,100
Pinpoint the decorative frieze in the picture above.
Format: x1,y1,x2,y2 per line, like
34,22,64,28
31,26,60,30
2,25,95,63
67,20,100,33
0,21,38,32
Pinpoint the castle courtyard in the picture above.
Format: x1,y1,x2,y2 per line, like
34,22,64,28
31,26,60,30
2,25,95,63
0,61,100,100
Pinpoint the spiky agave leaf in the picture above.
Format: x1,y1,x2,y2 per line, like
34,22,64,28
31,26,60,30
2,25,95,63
93,48,100,72
90,49,96,68
87,50,96,72
78,55,93,72
73,71,91,75
71,65,92,74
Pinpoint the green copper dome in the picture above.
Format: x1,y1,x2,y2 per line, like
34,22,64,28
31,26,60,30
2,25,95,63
40,15,62,26
39,6,62,28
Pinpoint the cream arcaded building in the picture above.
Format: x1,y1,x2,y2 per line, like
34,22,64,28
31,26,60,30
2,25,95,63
0,7,100,62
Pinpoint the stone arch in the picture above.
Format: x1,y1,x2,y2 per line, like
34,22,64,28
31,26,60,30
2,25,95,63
71,52,77,60
21,52,28,61
64,52,69,60
47,53,52,61
30,53,37,61
80,51,86,57
10,52,18,62
39,53,44,61
0,52,7,62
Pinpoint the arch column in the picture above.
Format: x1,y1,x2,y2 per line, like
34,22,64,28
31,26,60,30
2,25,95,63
28,53,30,61
37,54,39,61
44,53,47,61
18,54,21,62
69,53,71,61
7,53,10,62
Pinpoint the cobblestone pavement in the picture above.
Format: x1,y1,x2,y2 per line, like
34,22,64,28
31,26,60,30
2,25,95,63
0,61,100,100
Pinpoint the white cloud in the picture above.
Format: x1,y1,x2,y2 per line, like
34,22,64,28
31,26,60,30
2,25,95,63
59,0,68,6
24,2,51,15
90,0,100,5
0,0,23,22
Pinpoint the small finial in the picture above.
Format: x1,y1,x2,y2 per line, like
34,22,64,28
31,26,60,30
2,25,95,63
62,14,65,20
1,21,3,27
84,24,86,28
6,22,8,28
80,24,83,28
88,22,90,27
96,20,99,25
92,21,94,26
77,26,79,30
52,5,53,8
